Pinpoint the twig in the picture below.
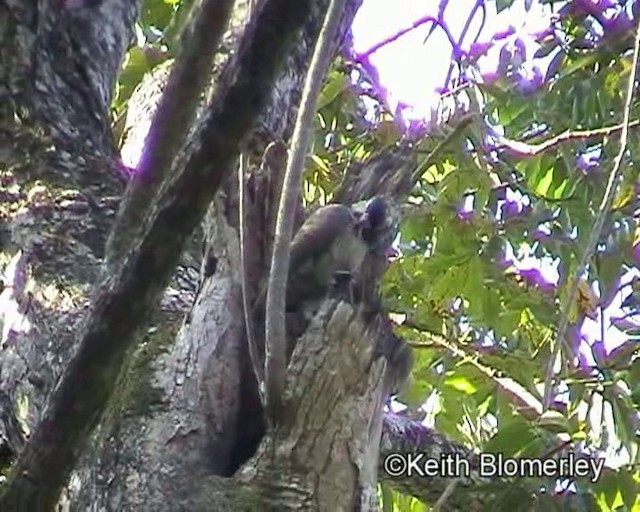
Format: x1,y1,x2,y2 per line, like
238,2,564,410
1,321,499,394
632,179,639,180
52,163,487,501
542,22,640,410
498,119,640,158
443,0,486,89
410,113,476,183
356,15,457,62
433,477,460,511
265,0,347,425
539,439,573,460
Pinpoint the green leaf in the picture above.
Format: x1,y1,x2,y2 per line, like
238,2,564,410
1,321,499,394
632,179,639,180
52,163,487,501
597,250,623,307
594,469,625,511
140,0,176,31
534,166,554,196
619,468,639,510
317,71,350,111
496,0,516,13
113,48,169,112
484,419,542,457
444,375,477,394
537,409,570,433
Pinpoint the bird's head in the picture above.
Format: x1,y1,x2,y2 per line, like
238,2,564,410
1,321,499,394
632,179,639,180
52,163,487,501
354,196,396,254
359,196,387,230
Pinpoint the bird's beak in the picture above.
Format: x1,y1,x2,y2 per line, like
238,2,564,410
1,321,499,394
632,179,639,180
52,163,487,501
354,212,370,232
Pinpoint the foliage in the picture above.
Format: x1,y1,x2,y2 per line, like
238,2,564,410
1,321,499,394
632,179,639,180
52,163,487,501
113,0,640,510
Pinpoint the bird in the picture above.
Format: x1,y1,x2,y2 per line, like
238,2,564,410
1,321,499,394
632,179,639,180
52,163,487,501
251,196,395,363
285,196,392,307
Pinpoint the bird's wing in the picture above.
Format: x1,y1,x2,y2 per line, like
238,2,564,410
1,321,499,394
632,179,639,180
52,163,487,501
288,204,355,273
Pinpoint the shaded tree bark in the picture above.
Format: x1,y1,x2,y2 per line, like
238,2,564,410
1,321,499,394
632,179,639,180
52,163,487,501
0,0,599,511
0,0,136,504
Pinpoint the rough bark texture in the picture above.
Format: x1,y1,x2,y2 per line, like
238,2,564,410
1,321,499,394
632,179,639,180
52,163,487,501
0,0,137,502
238,301,388,510
70,0,372,508
2,0,351,508
0,1,599,511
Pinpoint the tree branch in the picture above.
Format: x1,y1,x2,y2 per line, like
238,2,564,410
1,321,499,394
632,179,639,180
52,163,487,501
543,22,640,410
379,414,599,511
498,119,640,159
355,15,454,62
265,0,348,425
106,0,235,263
0,0,323,507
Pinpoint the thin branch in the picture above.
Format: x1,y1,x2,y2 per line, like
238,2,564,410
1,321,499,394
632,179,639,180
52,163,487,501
498,119,640,159
239,154,266,394
410,112,476,183
443,0,486,88
0,0,321,507
238,0,265,401
265,0,347,425
404,318,547,422
106,0,235,263
542,23,640,410
356,15,456,62
432,477,460,512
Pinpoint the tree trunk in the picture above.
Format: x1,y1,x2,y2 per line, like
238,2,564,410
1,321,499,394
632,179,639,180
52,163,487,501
0,1,598,511
0,0,134,476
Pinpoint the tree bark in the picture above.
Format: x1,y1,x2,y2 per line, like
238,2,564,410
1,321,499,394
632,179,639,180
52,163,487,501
0,1,599,511
0,0,136,503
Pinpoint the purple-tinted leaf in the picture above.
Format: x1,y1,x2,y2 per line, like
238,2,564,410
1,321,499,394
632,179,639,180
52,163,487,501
468,41,493,58
591,340,607,365
532,26,554,42
493,25,516,41
534,41,558,59
533,225,552,242
596,0,618,11
457,208,474,221
557,2,580,18
575,348,590,372
519,267,555,292
551,399,567,413
611,315,640,333
573,0,602,16
498,44,512,75
513,37,527,63
621,292,640,309
481,70,500,84
544,50,565,82
603,11,634,37
502,199,521,218
576,151,600,174
514,65,544,95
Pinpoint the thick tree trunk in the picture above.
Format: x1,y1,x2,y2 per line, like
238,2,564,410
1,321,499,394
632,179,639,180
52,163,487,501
71,1,371,508
0,0,136,484
0,1,598,511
